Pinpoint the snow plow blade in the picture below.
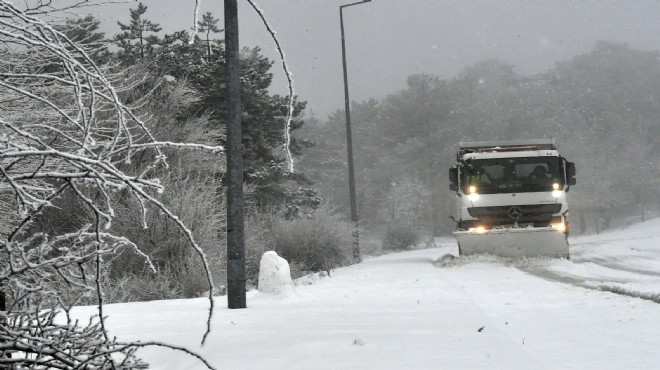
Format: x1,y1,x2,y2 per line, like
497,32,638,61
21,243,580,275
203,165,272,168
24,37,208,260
454,227,569,258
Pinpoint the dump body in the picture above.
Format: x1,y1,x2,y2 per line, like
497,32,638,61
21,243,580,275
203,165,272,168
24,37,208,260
448,140,576,258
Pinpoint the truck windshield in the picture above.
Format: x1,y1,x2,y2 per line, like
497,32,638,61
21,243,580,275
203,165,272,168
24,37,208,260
461,157,562,194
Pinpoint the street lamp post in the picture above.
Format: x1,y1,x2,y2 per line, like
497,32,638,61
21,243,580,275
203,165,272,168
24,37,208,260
340,0,371,261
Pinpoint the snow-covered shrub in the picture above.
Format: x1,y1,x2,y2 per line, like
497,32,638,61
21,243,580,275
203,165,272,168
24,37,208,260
269,203,354,273
360,236,384,256
108,168,226,301
104,273,183,303
243,208,274,287
382,223,422,251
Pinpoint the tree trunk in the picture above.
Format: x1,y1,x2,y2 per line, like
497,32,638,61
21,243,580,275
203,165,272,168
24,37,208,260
139,27,144,59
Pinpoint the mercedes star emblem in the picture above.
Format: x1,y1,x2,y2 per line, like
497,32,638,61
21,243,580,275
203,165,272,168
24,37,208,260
508,207,522,219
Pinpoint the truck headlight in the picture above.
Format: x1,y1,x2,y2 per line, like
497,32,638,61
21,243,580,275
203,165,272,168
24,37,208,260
467,185,480,201
468,226,487,234
551,222,566,232
468,193,480,201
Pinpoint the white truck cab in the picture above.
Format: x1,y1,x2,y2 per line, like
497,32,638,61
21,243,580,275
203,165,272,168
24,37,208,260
448,140,576,257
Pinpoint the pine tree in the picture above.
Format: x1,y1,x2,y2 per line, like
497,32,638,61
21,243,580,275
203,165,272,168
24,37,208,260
55,15,110,64
149,38,317,213
115,2,161,61
197,12,223,61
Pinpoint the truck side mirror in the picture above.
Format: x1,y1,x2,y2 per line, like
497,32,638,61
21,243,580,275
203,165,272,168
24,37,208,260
449,167,458,191
566,162,576,186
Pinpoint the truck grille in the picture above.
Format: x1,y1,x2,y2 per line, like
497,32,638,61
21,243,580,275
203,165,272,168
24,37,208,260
467,204,561,225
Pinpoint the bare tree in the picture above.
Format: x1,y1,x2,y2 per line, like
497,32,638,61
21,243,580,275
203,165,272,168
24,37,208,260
1,1,219,368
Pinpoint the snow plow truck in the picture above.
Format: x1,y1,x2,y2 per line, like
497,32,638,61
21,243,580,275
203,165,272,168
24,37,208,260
448,139,576,258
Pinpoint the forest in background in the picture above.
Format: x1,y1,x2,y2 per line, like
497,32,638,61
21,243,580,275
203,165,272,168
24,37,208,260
300,41,660,243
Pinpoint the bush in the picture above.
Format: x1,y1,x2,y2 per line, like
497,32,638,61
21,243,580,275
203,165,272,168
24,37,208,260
243,209,274,287
269,203,354,274
360,236,384,257
382,223,421,251
106,168,226,302
104,273,182,303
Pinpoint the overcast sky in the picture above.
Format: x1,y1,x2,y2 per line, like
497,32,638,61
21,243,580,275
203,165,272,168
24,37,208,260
94,0,660,118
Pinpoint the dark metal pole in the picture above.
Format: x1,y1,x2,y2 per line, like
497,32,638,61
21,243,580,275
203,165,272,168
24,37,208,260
340,0,370,261
225,0,246,309
0,288,8,360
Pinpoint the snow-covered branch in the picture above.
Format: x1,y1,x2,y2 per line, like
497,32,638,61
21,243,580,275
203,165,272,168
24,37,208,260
245,0,296,173
0,1,221,367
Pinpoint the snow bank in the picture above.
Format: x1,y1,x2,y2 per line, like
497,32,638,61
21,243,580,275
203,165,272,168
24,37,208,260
294,270,329,286
258,251,294,294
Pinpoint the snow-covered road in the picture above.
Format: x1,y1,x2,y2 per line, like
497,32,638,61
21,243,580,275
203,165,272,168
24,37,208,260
520,218,660,303
76,218,660,369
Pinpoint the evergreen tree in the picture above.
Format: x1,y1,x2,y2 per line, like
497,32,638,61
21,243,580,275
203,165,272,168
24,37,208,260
54,15,110,64
197,12,223,61
149,33,317,213
115,2,161,62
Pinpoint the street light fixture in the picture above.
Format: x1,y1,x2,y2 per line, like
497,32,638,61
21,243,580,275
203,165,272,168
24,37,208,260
340,0,371,261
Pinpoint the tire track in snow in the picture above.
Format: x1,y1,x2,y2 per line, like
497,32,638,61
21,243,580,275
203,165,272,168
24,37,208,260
570,235,659,247
519,266,660,304
572,256,660,278
438,230,660,304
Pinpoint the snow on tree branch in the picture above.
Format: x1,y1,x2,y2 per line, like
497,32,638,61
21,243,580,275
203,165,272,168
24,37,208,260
1,1,220,367
13,0,136,16
245,0,296,173
190,0,201,43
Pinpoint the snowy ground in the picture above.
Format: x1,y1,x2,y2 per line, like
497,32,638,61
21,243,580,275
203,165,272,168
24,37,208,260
74,218,660,369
